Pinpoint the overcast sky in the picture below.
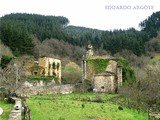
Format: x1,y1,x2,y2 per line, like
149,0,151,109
0,0,160,30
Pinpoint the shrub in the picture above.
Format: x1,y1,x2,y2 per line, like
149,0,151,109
30,76,54,82
118,106,123,110
93,95,104,103
0,55,13,69
42,69,45,76
82,104,85,108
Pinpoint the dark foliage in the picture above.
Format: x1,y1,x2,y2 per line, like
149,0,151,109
0,19,34,56
118,106,123,110
139,11,160,39
0,55,13,69
101,29,148,56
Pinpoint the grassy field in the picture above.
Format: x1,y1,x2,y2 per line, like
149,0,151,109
27,93,147,120
0,100,13,120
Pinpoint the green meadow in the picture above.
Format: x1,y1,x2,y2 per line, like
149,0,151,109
0,100,13,120
27,93,147,120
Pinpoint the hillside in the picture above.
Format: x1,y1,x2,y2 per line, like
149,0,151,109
0,11,160,59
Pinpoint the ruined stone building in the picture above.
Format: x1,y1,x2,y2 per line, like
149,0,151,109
82,44,122,93
25,57,61,82
93,60,122,93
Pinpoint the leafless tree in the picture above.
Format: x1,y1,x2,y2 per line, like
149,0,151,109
145,31,160,52
0,56,31,93
33,38,86,65
120,62,160,118
0,40,13,57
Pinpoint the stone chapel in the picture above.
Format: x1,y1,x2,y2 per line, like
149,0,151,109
82,44,122,93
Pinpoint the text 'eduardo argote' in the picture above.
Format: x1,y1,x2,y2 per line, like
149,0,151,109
105,5,154,10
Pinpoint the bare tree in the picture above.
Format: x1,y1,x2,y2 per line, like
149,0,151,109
0,56,31,93
0,40,13,57
33,38,86,65
120,62,160,118
145,31,160,52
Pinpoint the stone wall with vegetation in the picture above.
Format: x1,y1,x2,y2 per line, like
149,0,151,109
86,57,136,83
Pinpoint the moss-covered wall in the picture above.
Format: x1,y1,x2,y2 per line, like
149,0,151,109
86,57,136,83
87,59,110,74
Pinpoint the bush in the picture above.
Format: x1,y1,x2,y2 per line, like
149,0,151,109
0,55,13,69
30,76,55,82
81,104,85,108
93,95,104,103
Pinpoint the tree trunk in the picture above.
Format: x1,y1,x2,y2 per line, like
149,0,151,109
1,92,4,100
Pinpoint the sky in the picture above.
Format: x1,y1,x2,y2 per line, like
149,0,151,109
0,0,160,31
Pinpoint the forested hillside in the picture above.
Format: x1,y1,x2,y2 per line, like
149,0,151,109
0,11,160,58
64,25,103,47
0,13,70,56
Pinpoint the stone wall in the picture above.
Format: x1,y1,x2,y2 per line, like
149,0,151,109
82,58,122,93
24,57,62,83
16,82,76,97
38,57,61,81
22,80,55,87
93,75,115,93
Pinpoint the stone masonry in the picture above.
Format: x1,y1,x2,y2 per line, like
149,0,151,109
82,44,122,93
25,57,61,83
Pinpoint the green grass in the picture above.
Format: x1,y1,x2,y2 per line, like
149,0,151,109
0,100,13,120
150,55,160,64
27,93,147,120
